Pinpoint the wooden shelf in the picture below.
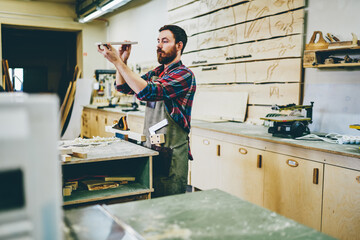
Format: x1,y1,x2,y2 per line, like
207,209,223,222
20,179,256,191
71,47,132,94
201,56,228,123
63,182,152,206
304,62,360,68
303,46,360,68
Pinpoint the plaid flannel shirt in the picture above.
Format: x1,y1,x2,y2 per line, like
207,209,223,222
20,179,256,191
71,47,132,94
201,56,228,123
116,60,196,159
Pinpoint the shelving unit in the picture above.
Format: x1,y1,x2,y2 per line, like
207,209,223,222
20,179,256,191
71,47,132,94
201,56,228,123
303,45,360,68
61,141,158,207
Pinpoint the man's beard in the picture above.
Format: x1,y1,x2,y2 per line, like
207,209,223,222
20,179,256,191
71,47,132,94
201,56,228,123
157,45,177,64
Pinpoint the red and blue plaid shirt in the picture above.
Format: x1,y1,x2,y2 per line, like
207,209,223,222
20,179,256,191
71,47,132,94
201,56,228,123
116,60,196,159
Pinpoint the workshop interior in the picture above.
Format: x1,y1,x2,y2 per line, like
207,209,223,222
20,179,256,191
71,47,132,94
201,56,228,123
0,0,360,239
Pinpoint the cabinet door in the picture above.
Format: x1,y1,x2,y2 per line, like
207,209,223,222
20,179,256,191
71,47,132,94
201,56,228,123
263,152,323,230
191,134,221,190
220,142,264,207
89,111,100,137
99,112,122,138
322,165,360,240
81,109,90,138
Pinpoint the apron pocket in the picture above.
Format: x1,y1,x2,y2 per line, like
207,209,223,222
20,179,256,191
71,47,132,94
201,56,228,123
152,145,173,176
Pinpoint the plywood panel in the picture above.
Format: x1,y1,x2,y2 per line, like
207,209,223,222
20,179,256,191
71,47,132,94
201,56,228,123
167,0,196,11
186,9,304,52
177,0,304,36
189,63,238,84
322,165,360,240
195,83,300,105
236,0,305,24
240,58,302,83
190,58,301,84
183,35,302,66
168,0,247,23
192,88,248,122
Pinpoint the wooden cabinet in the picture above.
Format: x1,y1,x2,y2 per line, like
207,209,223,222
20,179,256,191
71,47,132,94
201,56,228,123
219,141,264,207
190,125,360,239
81,107,145,138
263,152,323,230
191,134,221,190
322,165,360,240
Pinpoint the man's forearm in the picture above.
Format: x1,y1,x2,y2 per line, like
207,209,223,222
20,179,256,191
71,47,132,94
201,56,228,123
115,60,147,94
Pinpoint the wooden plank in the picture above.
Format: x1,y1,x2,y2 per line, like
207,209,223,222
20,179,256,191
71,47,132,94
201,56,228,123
182,35,302,66
61,66,81,132
176,0,305,36
192,86,248,122
195,83,300,106
186,9,304,52
167,0,196,11
105,126,146,142
168,0,247,24
190,58,301,84
240,58,302,83
190,64,237,84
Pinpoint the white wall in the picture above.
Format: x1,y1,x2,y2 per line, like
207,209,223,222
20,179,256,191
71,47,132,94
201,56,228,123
105,0,167,70
304,0,360,135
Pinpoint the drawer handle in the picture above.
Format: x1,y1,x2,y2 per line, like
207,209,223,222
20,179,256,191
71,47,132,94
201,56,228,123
239,148,248,155
286,159,299,167
356,176,360,183
313,168,319,184
257,155,262,168
202,139,210,145
105,118,108,125
96,116,98,121
217,145,221,156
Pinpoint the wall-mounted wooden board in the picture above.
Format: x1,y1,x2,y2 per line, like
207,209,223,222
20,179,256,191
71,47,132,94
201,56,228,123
192,89,248,122
183,35,302,66
190,58,302,84
173,0,305,34
186,9,304,52
196,83,300,106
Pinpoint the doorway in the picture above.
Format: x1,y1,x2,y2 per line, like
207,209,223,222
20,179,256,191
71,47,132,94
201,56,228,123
1,25,79,102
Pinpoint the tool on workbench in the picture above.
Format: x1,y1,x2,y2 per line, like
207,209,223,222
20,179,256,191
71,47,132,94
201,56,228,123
305,31,329,50
113,116,129,131
260,102,314,138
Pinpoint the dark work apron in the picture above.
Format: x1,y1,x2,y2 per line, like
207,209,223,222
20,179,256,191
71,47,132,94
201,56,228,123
143,77,189,198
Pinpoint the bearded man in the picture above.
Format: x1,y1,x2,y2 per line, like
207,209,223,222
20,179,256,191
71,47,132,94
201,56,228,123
98,25,196,197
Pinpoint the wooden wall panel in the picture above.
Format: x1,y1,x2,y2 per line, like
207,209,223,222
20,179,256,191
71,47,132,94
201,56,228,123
183,35,302,66
192,89,248,122
190,58,302,84
186,9,304,52
196,83,300,106
168,0,247,24
167,0,196,11
167,0,305,122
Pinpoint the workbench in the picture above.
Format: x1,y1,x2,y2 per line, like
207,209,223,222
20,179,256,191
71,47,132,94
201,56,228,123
64,189,334,239
61,140,158,207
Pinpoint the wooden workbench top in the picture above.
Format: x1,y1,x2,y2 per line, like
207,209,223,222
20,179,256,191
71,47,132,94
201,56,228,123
191,120,360,159
64,189,334,239
61,140,158,164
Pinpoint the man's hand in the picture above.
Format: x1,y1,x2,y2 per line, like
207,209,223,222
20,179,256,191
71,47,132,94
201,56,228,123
119,42,132,64
97,43,122,64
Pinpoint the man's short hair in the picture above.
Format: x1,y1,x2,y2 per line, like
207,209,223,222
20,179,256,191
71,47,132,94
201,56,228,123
159,25,187,54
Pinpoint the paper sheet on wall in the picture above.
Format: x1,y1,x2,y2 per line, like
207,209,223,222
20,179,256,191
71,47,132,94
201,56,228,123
62,78,93,140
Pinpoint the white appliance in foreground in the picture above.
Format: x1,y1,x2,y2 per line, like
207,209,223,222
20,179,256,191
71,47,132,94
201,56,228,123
0,93,62,240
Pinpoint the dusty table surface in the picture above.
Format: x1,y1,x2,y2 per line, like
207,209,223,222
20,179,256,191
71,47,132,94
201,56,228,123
65,189,335,240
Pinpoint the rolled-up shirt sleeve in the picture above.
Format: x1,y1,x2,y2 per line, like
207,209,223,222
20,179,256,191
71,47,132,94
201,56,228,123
136,69,193,102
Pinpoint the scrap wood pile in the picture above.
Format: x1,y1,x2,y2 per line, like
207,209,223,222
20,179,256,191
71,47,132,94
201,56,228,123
63,175,136,196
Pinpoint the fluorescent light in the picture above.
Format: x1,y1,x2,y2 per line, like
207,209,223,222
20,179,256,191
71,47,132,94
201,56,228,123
79,9,104,23
78,0,131,23
101,0,127,11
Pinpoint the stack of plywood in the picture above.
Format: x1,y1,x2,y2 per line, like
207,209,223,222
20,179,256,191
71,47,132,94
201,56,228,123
167,0,305,123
